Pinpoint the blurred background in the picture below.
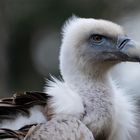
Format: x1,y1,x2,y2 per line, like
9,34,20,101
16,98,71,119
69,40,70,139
0,0,140,99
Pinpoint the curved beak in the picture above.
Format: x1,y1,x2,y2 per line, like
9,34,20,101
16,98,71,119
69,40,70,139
117,36,140,62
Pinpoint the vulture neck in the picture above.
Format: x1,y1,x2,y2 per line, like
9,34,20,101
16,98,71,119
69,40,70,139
61,60,115,97
60,55,116,133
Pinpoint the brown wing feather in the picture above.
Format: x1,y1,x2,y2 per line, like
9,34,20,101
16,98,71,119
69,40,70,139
0,91,51,121
0,124,37,140
0,128,23,139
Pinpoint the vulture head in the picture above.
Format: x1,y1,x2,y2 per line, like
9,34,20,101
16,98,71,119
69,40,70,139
60,16,140,80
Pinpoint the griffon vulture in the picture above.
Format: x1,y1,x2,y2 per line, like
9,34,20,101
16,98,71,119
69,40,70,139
0,16,140,140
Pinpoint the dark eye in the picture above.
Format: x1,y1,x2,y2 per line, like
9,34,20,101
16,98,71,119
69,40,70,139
90,34,104,43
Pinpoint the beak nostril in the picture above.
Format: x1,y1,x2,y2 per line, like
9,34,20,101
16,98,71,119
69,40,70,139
118,39,130,49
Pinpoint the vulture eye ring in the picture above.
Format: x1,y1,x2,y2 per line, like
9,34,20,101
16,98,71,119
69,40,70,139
90,34,104,44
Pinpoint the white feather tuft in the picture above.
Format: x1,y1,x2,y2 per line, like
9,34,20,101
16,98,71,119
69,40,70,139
44,77,84,117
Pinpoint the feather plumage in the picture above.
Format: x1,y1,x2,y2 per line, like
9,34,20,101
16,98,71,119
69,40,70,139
0,91,52,139
24,115,94,140
0,91,51,122
0,124,37,140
